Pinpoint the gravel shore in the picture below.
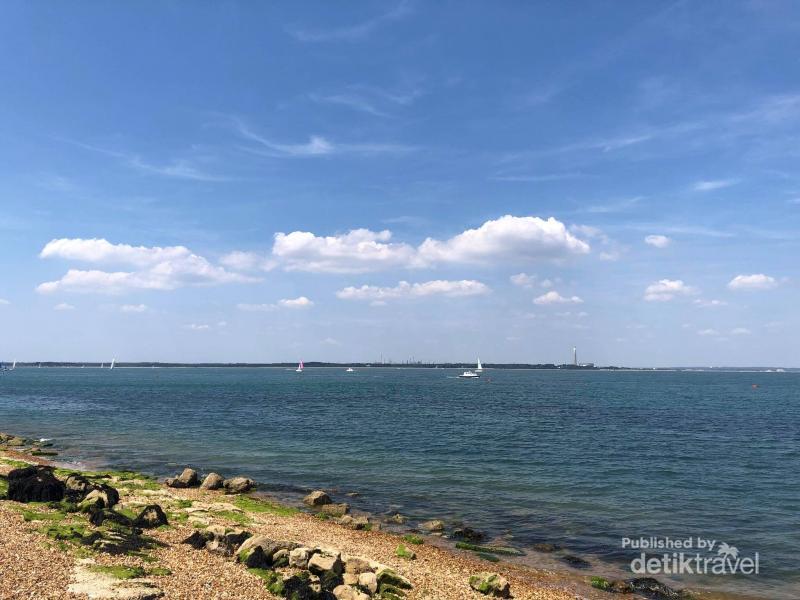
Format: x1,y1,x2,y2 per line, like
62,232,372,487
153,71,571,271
0,448,625,600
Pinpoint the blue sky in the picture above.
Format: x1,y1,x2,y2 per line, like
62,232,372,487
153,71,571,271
1,1,798,366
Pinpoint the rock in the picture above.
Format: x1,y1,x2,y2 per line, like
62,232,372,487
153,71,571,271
333,585,370,600
560,554,590,569
626,577,685,599
272,548,290,568
64,473,93,498
344,556,372,574
134,504,168,528
375,567,412,590
289,547,312,569
183,525,251,556
88,508,135,528
532,542,558,552
7,465,65,502
7,436,26,446
236,535,298,568
419,519,445,533
177,468,199,487
358,572,378,594
283,572,320,599
452,526,485,543
388,513,407,524
308,548,343,577
321,503,350,517
468,572,511,598
304,490,332,506
200,472,224,490
222,476,254,494
79,485,120,510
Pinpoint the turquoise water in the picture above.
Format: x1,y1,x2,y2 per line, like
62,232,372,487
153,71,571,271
1,367,798,598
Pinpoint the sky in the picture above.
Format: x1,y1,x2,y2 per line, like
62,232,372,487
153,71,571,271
1,1,799,367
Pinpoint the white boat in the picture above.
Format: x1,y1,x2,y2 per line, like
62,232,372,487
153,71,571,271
100,363,104,369
109,358,116,370
296,360,304,373
11,360,16,371
458,370,480,379
346,367,355,373
476,358,483,373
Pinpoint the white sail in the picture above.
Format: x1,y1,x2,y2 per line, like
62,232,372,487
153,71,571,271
11,360,16,370
109,358,116,370
476,358,482,372
296,360,303,372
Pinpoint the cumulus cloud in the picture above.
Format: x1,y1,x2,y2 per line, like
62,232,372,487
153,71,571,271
697,328,720,336
510,273,537,288
533,291,583,305
337,280,490,301
273,228,416,273
120,304,148,313
644,279,697,301
54,302,75,311
727,273,778,291
730,327,751,335
37,238,256,294
645,234,671,248
278,296,314,309
418,216,589,265
271,215,590,273
0,299,9,305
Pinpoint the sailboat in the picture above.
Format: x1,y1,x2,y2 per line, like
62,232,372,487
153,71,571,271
296,360,304,373
109,358,116,370
458,357,482,378
345,367,355,373
11,360,16,371
476,358,483,373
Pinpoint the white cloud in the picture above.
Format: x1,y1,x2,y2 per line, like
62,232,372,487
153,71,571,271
237,297,314,311
273,228,416,274
419,216,590,265
219,251,276,272
694,299,727,308
37,238,256,294
643,279,697,302
727,273,778,291
337,280,490,301
645,234,671,248
697,328,720,336
54,302,75,311
40,238,189,267
533,291,583,305
278,296,314,309
185,323,210,331
245,215,592,275
0,298,9,305
510,273,537,288
730,327,751,335
692,179,739,191
120,304,148,313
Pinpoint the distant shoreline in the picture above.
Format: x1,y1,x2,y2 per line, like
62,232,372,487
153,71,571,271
3,362,797,372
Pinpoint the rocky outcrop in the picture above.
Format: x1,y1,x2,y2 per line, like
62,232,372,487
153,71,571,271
308,548,343,578
419,519,445,533
469,572,511,598
452,526,485,543
236,535,299,569
183,524,251,556
303,490,331,506
200,472,224,490
7,465,65,502
222,476,254,494
64,473,93,498
166,468,199,488
320,503,349,517
134,504,168,529
79,484,120,511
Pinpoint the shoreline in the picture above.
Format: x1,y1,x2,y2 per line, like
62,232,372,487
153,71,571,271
0,434,769,600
